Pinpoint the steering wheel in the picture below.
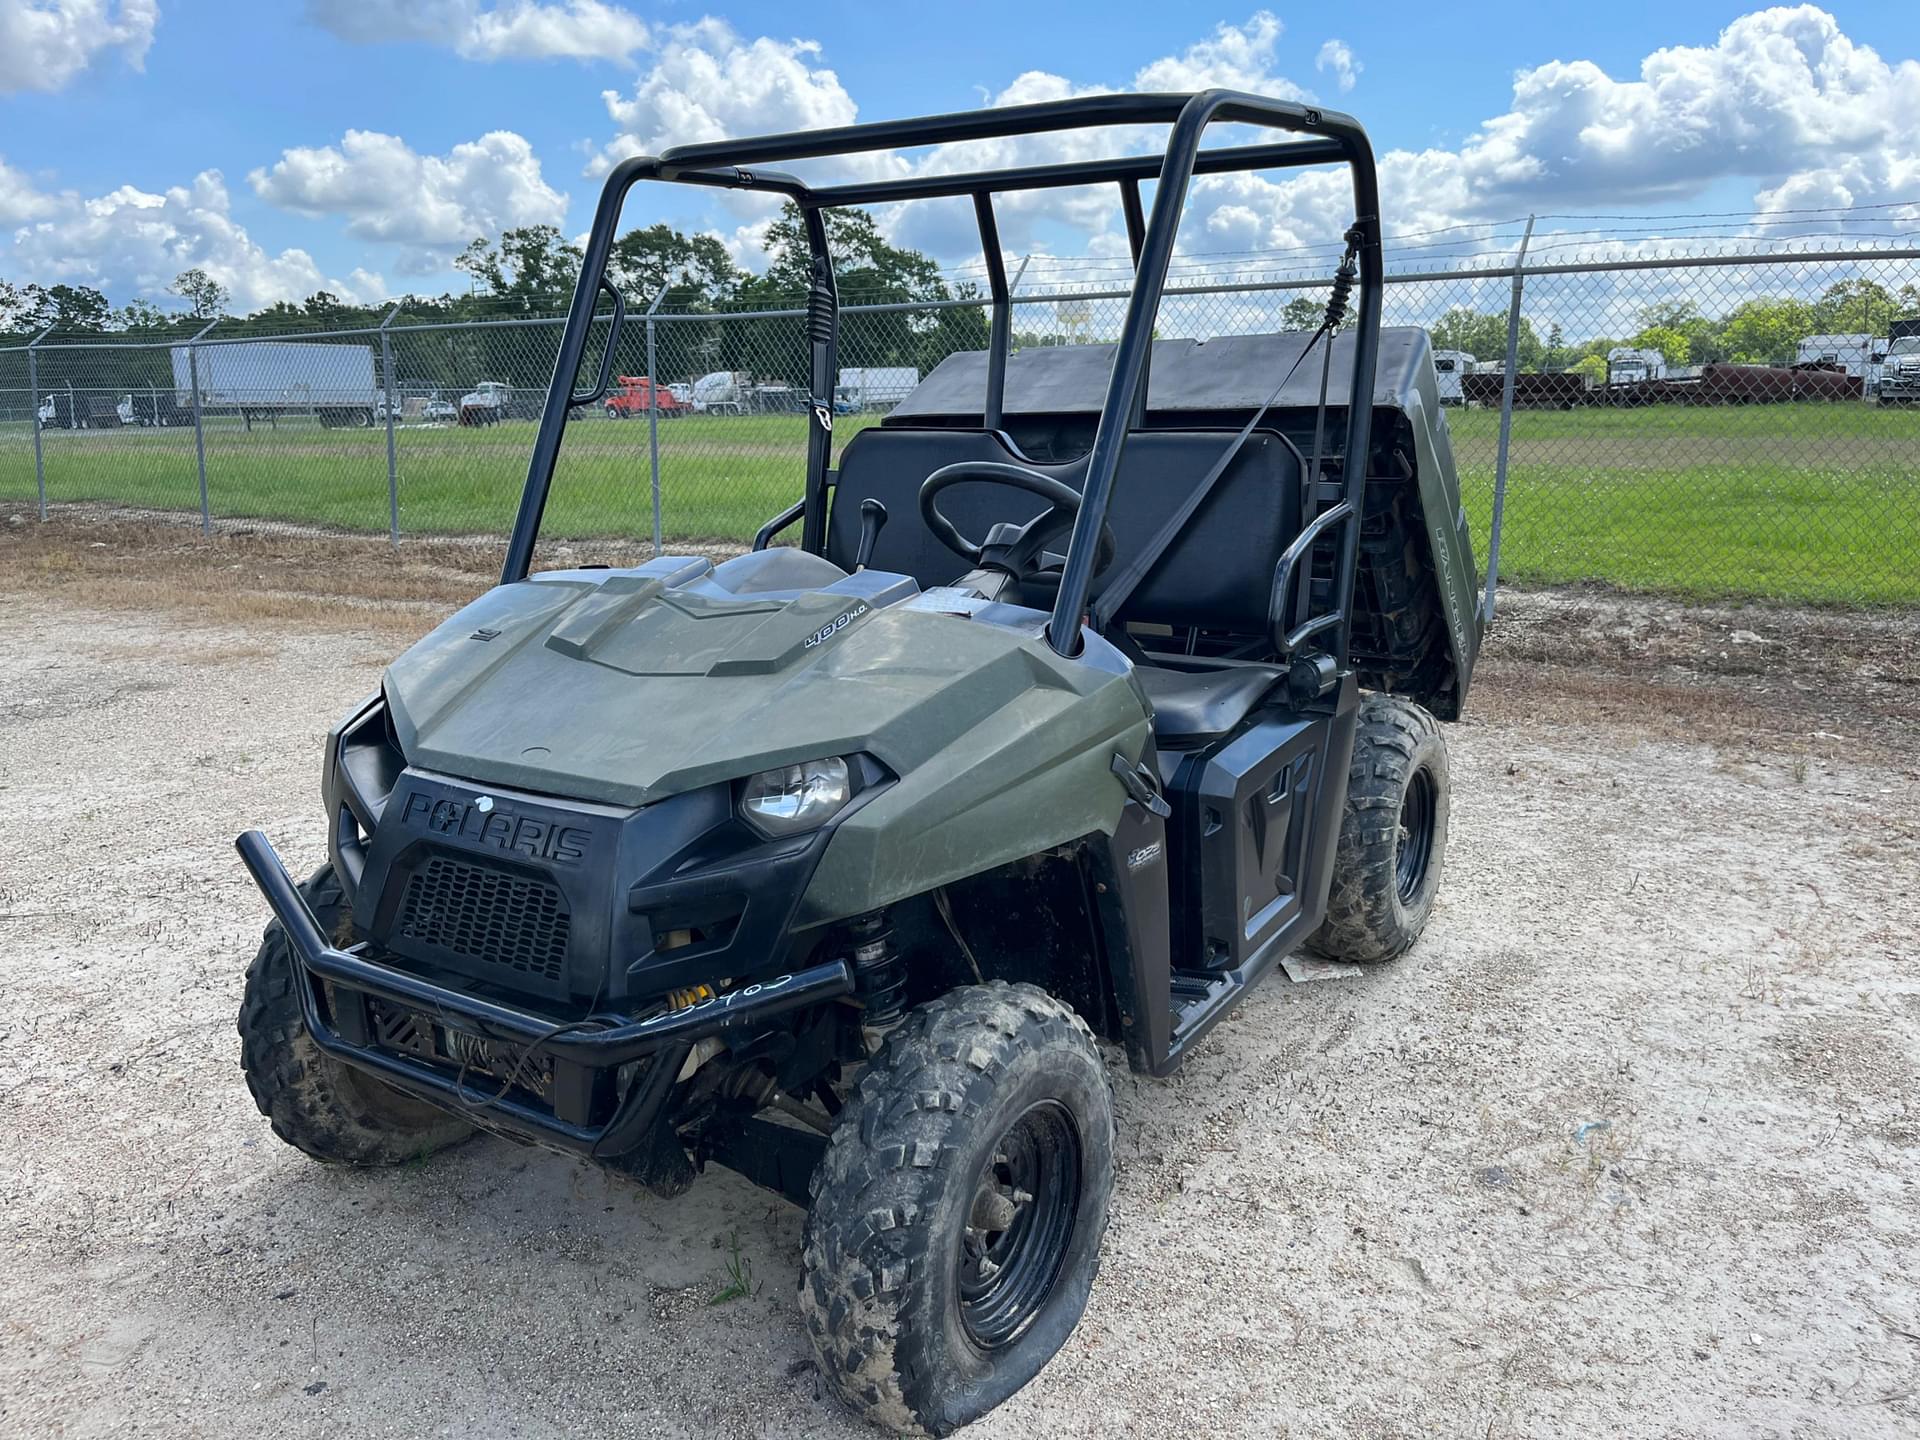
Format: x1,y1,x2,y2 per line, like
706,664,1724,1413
918,460,1117,584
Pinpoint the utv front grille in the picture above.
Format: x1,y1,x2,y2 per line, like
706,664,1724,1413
396,855,571,985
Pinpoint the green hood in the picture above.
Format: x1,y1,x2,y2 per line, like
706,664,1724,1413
384,570,1137,809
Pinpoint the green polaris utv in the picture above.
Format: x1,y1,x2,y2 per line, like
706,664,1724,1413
235,90,1491,1435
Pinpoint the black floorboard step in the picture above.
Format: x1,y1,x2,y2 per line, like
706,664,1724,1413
1169,967,1242,1048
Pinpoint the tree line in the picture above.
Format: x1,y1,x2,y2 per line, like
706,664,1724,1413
1426,279,1920,382
2,206,993,399
11,227,1916,399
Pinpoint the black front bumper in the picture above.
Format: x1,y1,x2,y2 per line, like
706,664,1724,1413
236,830,853,1157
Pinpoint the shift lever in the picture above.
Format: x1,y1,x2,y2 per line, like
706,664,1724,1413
853,499,888,570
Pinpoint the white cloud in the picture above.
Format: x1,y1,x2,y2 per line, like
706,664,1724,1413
1753,153,1920,225
1123,6,1920,274
4,163,384,308
714,218,777,274
17,6,1915,316
617,5,1912,284
1315,39,1358,95
0,0,157,94
306,0,649,62
249,130,566,261
0,155,60,224
584,11,1322,258
1453,6,1920,210
595,18,862,161
886,13,1314,259
588,16,906,223
1133,11,1301,96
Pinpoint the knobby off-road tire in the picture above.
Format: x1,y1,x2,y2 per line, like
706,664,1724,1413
801,982,1115,1436
237,865,473,1166
1311,693,1451,964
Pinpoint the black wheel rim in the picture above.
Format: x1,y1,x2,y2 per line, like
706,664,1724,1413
1396,765,1437,904
956,1099,1082,1350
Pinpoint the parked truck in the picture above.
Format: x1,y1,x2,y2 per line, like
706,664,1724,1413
690,370,751,415
171,340,378,427
117,390,192,427
1607,347,1667,386
604,376,688,419
834,366,919,411
458,381,514,426
35,390,126,429
1878,334,1920,405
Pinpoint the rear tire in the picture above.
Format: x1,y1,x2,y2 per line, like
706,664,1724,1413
1311,693,1450,964
237,865,473,1166
801,982,1114,1436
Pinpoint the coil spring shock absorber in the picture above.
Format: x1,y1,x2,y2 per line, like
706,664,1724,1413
847,909,905,1028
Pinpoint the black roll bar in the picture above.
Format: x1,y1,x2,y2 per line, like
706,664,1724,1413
799,206,838,554
502,90,1382,669
1120,180,1147,264
1041,92,1380,658
973,194,1011,429
569,276,626,408
500,158,812,583
803,137,1350,208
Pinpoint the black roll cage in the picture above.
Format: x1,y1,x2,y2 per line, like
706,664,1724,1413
502,89,1383,663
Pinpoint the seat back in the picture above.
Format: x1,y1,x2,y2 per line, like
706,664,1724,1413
826,426,1303,634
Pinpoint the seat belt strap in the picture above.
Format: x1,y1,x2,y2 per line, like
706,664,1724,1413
1088,326,1333,632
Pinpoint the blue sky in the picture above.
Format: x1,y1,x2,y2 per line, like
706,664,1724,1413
2,2,1916,309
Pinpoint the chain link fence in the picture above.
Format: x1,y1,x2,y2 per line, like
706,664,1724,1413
4,246,1917,604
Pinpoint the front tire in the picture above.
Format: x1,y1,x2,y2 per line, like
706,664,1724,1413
237,866,473,1166
1311,693,1451,963
801,982,1115,1436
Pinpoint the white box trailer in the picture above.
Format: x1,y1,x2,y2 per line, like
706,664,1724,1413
172,339,378,426
1431,349,1474,405
835,366,920,410
1796,334,1886,392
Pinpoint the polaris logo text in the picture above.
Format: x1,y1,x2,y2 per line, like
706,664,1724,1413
803,604,867,649
400,792,589,865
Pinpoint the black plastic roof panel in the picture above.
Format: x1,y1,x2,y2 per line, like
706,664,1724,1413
890,327,1436,420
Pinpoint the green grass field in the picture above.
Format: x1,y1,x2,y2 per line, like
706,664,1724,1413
3,402,1914,604
1443,404,1918,604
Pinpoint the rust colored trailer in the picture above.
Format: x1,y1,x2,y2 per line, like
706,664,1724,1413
1600,364,1861,406
1461,371,1591,409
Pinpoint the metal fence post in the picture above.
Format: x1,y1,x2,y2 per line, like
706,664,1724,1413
644,288,667,556
185,317,220,536
25,324,53,520
379,305,401,545
1483,215,1536,627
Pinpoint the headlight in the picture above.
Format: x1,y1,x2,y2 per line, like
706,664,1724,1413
740,757,852,837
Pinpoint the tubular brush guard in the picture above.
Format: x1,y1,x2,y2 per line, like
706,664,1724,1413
234,829,853,1156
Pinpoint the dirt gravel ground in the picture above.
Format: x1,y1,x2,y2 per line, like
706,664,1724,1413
2,519,1918,1438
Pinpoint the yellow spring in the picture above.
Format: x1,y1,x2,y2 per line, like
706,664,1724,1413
666,984,715,1011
